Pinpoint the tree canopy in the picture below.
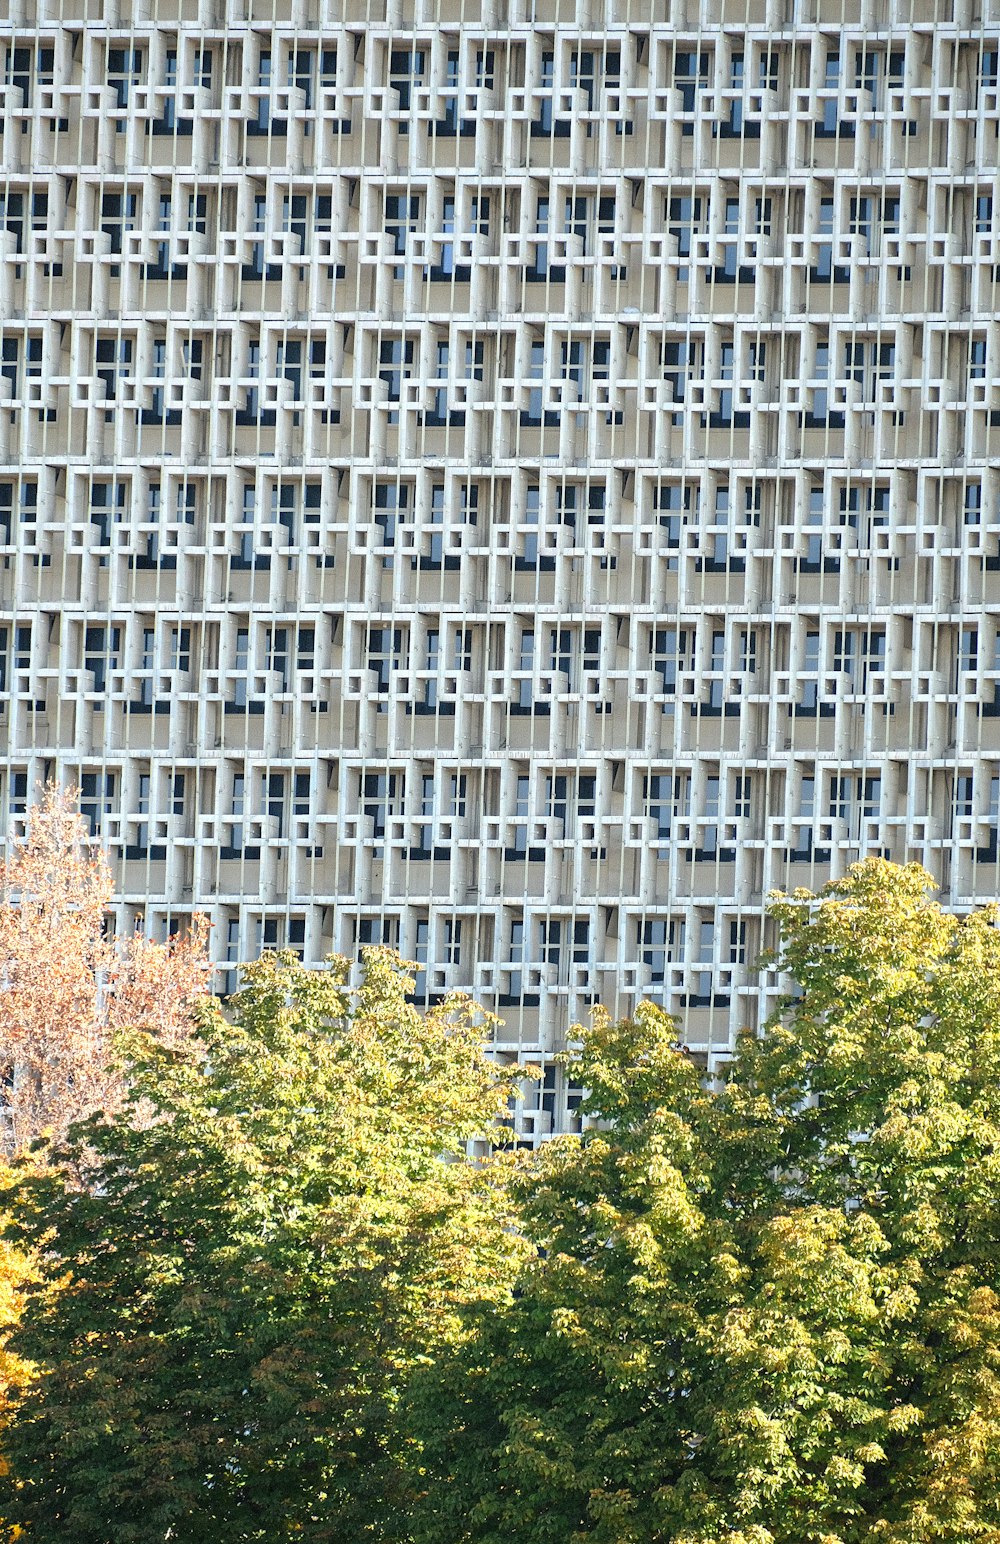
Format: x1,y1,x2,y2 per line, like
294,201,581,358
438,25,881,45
408,861,1000,1544
6,860,1000,1544
0,948,523,1543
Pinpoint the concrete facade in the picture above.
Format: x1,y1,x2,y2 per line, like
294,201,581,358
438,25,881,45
1,0,998,1135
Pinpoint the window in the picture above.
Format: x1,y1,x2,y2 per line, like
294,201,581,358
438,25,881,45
361,772,399,851
410,773,435,857
978,46,1000,105
709,342,735,428
430,196,456,280
674,49,709,132
801,485,838,573
169,625,190,676
128,772,154,858
244,192,279,281
193,48,213,91
695,775,722,860
452,628,473,673
658,338,693,425
435,50,476,137
107,46,143,128
422,628,439,712
385,193,420,278
977,776,1000,862
367,626,404,695
812,196,849,284
84,625,121,695
171,773,186,818
521,340,558,427
0,335,46,420
506,775,536,860
849,195,873,257
317,48,351,132
570,47,630,135
287,48,313,113
977,194,994,236
153,50,185,135
818,50,854,137
89,481,125,560
276,339,304,419
222,773,254,858
527,196,560,283
843,338,898,417
957,628,978,690
249,50,277,136
667,195,704,283
147,193,172,280
236,339,275,427
596,194,625,278
516,484,553,572
389,50,424,133
144,338,178,426
378,337,413,424
533,50,570,137
281,194,308,269
297,626,315,676
701,629,729,714
795,630,828,716
715,196,753,283
789,775,820,861
653,484,693,570
444,918,462,965
228,627,250,711
95,336,132,417
134,626,156,711
101,192,136,275
425,339,464,427
262,772,286,839
515,628,537,712
0,194,23,264
5,43,58,116
232,484,262,570
729,50,756,131
373,481,406,568
651,627,693,699
687,918,718,1006
501,916,527,1004
267,626,290,692
645,774,679,855
471,195,490,238
639,917,682,986
855,48,880,108
80,773,117,837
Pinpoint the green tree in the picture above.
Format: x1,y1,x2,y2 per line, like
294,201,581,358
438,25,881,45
1,948,524,1543
410,861,1000,1544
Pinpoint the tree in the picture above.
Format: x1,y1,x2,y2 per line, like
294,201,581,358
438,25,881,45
409,861,1000,1544
0,948,525,1543
0,785,209,1153
0,1162,39,1544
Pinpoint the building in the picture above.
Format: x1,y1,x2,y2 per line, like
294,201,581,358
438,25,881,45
1,0,998,1137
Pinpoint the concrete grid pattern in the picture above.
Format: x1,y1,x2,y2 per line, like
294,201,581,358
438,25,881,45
1,0,998,1137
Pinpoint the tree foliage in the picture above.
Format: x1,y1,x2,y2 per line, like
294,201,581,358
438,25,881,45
0,949,525,1543
409,861,1000,1544
7,860,1000,1543
0,785,210,1154
0,1164,39,1544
